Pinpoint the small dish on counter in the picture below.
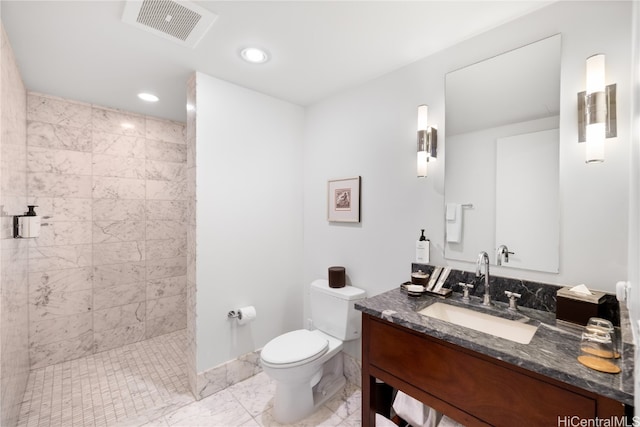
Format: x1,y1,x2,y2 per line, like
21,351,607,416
406,284,425,297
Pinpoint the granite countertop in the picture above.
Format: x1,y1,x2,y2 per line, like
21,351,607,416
355,287,634,406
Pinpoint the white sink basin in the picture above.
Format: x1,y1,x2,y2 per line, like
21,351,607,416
418,302,538,344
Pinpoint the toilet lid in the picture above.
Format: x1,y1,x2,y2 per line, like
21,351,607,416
261,330,328,366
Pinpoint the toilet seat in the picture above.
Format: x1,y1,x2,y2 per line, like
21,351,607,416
261,330,329,368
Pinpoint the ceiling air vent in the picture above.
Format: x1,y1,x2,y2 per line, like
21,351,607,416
122,0,217,48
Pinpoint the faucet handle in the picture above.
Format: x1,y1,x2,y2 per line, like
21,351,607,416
460,283,474,301
504,291,522,311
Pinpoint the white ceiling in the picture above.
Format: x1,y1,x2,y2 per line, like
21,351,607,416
1,1,551,122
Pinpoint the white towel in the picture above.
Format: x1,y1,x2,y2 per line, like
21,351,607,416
375,414,399,427
446,203,462,243
392,391,442,427
445,203,457,221
438,415,466,427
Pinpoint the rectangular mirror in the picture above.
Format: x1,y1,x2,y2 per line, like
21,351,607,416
444,34,561,273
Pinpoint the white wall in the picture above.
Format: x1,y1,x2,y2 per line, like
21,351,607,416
303,0,632,348
195,73,304,370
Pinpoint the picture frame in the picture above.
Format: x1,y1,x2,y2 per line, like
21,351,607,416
327,176,361,223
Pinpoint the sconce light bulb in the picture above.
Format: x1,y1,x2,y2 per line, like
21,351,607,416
417,105,428,131
584,54,606,163
417,151,428,177
586,123,605,163
586,54,605,95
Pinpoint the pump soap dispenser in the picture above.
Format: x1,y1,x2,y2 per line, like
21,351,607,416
13,205,41,239
416,229,430,264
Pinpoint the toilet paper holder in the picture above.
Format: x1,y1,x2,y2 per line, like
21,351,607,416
227,310,242,319
227,306,257,325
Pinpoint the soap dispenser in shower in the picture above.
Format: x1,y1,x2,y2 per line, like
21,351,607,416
13,205,41,238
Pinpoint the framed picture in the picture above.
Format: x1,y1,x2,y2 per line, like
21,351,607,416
327,176,361,223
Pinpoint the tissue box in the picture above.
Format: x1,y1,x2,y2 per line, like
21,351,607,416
556,286,606,326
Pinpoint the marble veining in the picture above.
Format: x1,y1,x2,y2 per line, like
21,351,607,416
91,131,146,159
25,92,187,368
94,323,146,353
93,199,145,221
355,286,634,405
147,294,186,320
412,263,620,325
227,371,275,417
28,244,93,272
27,93,92,129
147,276,187,299
1,23,30,426
28,220,92,247
28,172,92,198
92,153,146,179
27,146,92,175
29,312,92,346
26,121,92,152
93,241,145,265
91,106,145,138
146,200,187,221
146,312,187,339
147,256,187,280
28,197,92,222
93,262,145,287
146,238,187,260
196,350,262,400
93,281,146,311
146,117,186,145
19,330,193,427
146,140,187,163
30,288,92,319
93,220,146,243
93,302,145,332
342,352,362,388
146,220,186,240
29,268,93,299
146,159,186,182
30,330,94,369
186,72,198,399
92,176,146,200
146,180,188,201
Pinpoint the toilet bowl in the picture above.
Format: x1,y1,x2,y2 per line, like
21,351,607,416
261,329,345,423
260,280,366,424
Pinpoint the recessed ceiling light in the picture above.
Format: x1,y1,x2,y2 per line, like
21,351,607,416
240,47,269,64
138,92,159,102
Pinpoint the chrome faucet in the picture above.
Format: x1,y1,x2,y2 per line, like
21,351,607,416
496,244,513,266
476,251,492,306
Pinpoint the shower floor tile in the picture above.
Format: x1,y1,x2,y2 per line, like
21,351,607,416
17,330,193,427
17,330,361,426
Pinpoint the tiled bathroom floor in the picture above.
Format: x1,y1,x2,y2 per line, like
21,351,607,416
17,330,362,427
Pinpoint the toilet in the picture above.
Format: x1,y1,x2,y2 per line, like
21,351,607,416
260,279,366,424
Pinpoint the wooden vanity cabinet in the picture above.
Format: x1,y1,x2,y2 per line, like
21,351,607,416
361,313,625,427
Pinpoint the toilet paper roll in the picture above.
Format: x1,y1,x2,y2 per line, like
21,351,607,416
236,306,257,325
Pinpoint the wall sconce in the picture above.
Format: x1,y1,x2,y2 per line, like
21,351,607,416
578,54,617,163
417,104,437,177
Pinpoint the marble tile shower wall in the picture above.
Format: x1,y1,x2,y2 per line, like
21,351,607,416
0,24,30,427
185,74,197,397
26,92,188,369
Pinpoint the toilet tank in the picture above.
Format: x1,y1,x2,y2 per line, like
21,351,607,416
310,279,366,341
